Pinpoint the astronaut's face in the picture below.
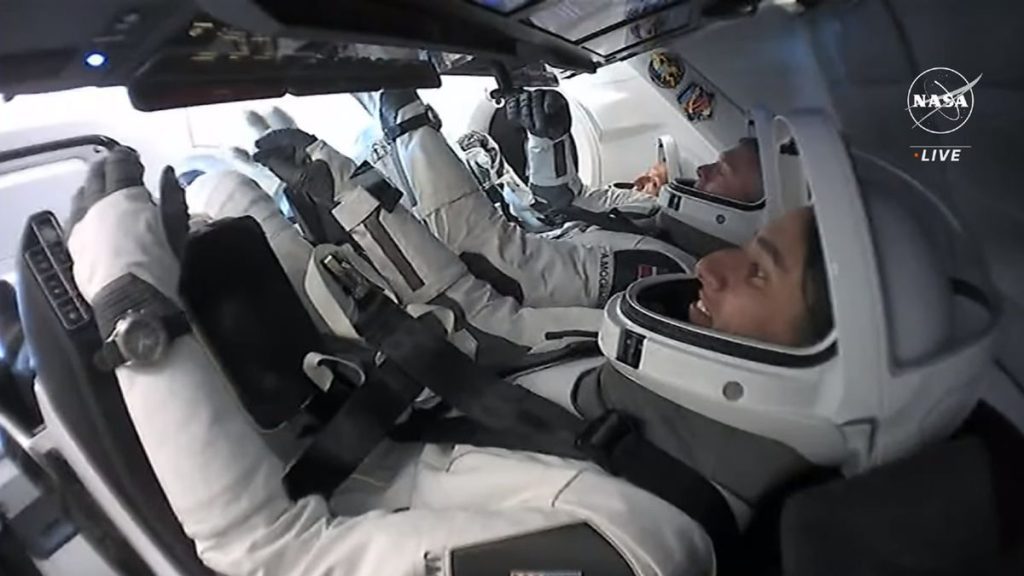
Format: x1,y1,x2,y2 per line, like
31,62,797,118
695,142,762,203
689,207,814,347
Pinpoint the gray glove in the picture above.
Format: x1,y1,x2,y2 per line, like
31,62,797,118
66,146,143,235
66,147,190,260
505,89,572,141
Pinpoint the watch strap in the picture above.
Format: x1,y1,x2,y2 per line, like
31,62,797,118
383,107,441,142
91,274,182,340
95,339,127,372
91,274,190,371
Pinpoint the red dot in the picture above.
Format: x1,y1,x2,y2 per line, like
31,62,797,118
913,152,920,158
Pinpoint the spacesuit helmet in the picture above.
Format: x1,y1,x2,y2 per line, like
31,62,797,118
602,111,999,472
656,109,805,246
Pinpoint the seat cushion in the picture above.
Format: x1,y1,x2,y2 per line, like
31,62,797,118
780,402,1024,576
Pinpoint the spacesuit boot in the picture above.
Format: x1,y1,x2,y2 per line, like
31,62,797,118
64,151,711,576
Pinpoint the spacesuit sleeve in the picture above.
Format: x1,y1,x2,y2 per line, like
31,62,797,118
63,185,619,576
525,133,584,210
387,111,613,309
572,182,659,214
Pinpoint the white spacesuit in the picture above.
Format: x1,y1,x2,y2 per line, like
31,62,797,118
360,89,696,309
65,112,998,576
456,128,659,237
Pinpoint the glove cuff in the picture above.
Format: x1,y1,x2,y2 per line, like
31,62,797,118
526,133,581,192
68,186,181,306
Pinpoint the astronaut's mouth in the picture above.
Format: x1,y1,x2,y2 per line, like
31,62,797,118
688,295,713,328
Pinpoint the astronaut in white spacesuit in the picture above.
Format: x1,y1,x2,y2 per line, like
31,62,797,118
358,88,780,312
65,109,998,576
353,89,699,309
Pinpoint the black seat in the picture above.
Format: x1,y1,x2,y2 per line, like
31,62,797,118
16,212,213,575
0,279,41,433
778,402,1024,576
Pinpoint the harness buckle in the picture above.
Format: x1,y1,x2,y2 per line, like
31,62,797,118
575,410,637,472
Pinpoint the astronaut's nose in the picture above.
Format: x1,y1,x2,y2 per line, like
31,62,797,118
695,256,724,292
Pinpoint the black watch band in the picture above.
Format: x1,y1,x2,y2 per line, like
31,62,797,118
383,107,442,142
91,274,190,371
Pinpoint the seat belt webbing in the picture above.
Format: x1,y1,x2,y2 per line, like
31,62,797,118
352,288,741,555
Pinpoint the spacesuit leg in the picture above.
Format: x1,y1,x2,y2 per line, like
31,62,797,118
381,96,615,308
66,185,708,576
329,176,603,357
187,168,599,358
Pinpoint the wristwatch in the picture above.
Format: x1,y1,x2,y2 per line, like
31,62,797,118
94,310,191,371
383,105,442,142
91,274,191,371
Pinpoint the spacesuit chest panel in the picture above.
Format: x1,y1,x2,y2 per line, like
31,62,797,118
573,363,816,504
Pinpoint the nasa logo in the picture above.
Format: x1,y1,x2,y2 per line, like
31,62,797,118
906,67,982,134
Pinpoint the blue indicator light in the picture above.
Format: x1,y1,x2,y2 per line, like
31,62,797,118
85,52,107,68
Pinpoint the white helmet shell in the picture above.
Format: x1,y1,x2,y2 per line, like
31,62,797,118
655,108,805,246
601,111,999,472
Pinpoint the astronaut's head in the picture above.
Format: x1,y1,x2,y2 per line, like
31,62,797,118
688,206,831,347
603,113,999,473
694,137,763,203
640,138,763,201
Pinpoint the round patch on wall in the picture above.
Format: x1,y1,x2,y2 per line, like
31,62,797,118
647,51,684,89
677,82,715,122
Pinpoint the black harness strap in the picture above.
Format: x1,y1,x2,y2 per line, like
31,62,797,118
283,360,424,499
553,206,650,236
242,201,739,559
337,277,741,557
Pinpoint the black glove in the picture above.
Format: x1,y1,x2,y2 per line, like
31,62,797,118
505,89,572,141
253,128,336,208
66,146,143,235
253,128,347,245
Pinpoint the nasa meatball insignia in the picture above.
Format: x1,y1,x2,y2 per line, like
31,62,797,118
647,51,684,89
906,67,981,135
677,83,714,122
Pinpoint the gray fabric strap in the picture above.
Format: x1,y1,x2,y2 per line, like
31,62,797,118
363,208,425,292
573,364,814,504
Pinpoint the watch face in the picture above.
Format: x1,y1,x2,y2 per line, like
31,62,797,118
116,314,169,366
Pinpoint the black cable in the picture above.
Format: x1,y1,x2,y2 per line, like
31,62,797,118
995,359,1024,399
